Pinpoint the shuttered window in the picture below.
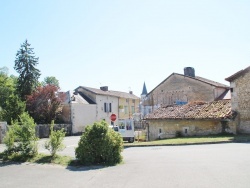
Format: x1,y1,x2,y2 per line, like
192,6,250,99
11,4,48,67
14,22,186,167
104,102,112,112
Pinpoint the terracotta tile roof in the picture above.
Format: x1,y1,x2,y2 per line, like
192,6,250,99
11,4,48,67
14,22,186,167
225,66,250,82
77,86,140,100
144,100,234,120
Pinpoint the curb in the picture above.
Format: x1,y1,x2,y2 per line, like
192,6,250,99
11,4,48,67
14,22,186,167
123,140,250,148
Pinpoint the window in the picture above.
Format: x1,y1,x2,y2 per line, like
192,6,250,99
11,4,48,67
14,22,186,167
104,102,112,112
124,106,128,114
126,121,132,130
119,122,125,129
104,103,108,112
126,99,129,102
131,106,135,114
132,99,135,103
109,103,112,112
230,88,234,93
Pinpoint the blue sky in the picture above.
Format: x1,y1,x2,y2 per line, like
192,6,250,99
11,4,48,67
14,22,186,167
1,0,250,97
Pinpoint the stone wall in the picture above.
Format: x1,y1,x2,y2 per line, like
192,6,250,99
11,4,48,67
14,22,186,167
147,119,236,141
36,124,72,138
0,122,7,144
230,71,250,133
146,74,228,108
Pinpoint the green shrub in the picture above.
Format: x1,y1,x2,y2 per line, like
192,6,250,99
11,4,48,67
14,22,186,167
75,121,123,165
3,112,38,160
45,122,66,158
3,126,16,156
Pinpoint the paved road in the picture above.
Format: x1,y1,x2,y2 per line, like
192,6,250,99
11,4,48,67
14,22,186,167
1,141,250,188
38,136,81,157
0,136,81,157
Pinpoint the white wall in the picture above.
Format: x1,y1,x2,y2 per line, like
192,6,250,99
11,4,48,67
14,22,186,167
71,104,97,134
96,95,119,125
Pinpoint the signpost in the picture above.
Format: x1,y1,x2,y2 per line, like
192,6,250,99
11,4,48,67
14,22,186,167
110,114,117,122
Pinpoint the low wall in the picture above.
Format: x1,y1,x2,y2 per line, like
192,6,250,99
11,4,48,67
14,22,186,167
36,124,72,138
147,119,236,141
0,122,7,144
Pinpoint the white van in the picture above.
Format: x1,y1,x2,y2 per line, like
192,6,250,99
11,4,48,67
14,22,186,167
110,119,134,143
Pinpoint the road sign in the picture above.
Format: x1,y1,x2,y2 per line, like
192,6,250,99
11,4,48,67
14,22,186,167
110,114,117,122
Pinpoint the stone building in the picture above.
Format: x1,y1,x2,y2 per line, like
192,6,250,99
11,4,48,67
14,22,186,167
144,100,236,140
225,66,250,133
142,67,230,117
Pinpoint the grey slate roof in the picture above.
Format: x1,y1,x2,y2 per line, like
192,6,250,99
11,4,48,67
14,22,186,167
141,82,148,95
77,86,140,99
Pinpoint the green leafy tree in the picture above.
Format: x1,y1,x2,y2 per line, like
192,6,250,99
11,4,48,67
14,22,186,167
45,121,66,159
0,67,13,107
14,40,41,100
75,121,123,165
1,94,26,124
42,76,60,88
0,67,25,124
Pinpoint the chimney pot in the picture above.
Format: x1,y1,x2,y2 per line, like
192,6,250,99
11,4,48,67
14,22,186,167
184,67,195,77
100,86,108,91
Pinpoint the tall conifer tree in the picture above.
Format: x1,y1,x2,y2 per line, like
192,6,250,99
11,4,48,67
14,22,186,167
14,40,41,100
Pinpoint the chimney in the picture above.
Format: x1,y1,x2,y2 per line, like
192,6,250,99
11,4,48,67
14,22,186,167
100,86,108,91
129,91,133,94
184,67,195,77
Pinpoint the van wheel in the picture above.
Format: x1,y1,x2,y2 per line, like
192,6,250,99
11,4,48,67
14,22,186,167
128,137,134,143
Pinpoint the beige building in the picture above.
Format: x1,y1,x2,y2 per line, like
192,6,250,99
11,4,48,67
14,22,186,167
144,100,236,140
142,67,230,116
225,66,250,133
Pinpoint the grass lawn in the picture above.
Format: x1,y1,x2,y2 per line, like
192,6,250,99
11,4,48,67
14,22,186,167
124,134,250,146
0,152,74,167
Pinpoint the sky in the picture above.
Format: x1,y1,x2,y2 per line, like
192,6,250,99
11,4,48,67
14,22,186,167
1,0,250,97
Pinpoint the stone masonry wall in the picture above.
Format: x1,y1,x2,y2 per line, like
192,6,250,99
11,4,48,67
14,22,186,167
230,71,250,133
36,124,72,138
147,74,226,108
147,119,236,141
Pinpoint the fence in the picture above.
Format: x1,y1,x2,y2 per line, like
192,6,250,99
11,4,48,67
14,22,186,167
36,124,72,138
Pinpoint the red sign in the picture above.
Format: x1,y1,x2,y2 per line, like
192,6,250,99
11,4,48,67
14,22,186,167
110,114,117,122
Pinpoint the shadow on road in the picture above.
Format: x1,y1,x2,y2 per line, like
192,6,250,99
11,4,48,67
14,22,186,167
65,163,110,172
0,160,22,167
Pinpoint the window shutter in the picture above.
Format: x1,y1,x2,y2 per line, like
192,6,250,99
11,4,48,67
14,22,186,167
109,103,112,112
104,103,107,112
